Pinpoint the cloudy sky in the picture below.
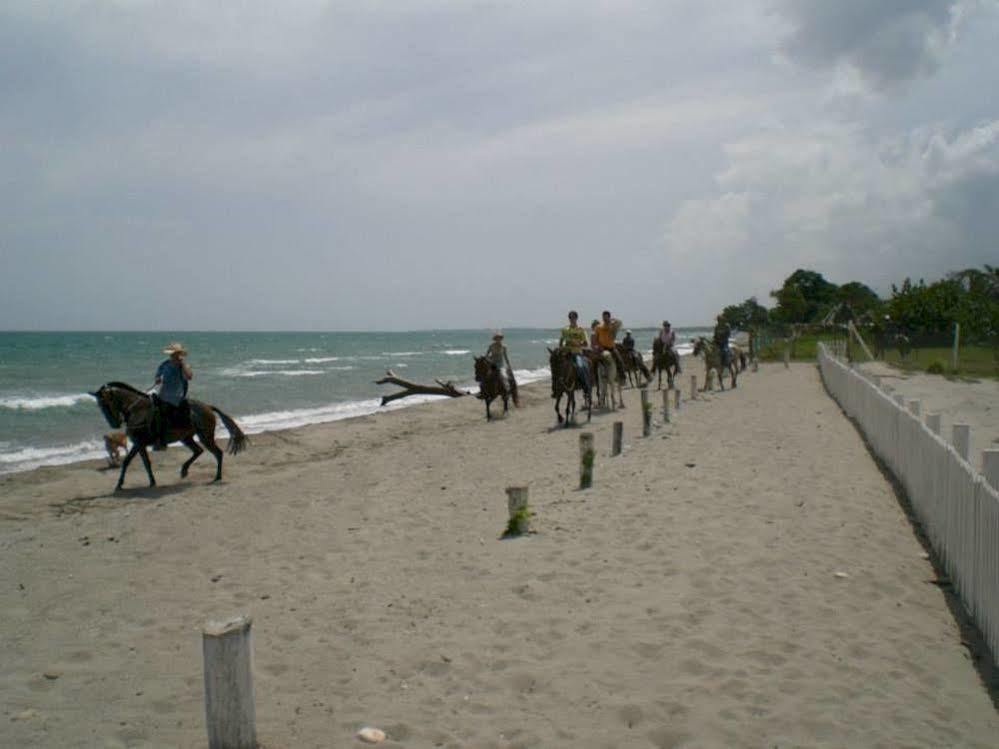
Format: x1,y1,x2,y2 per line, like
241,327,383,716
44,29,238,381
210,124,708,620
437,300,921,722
2,1,997,330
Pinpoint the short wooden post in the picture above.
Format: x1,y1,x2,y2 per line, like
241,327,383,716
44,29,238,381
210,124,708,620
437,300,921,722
661,389,670,423
952,322,960,372
504,486,530,536
925,413,941,435
690,375,697,400
579,433,594,489
907,399,921,418
751,358,758,373
203,616,256,749
640,389,651,436
983,450,999,492
674,388,681,412
953,424,971,462
611,421,623,456
783,342,790,369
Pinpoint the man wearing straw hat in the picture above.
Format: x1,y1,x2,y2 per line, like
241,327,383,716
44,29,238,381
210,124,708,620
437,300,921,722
151,342,193,449
484,331,519,407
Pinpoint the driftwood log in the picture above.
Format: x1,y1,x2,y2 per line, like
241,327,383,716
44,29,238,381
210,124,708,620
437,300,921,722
375,370,470,406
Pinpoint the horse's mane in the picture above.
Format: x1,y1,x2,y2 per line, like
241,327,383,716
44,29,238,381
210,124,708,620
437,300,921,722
105,381,150,397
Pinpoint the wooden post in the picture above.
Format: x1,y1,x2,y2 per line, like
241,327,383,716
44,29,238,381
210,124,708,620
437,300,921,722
579,433,594,489
689,375,697,401
783,342,790,369
661,389,670,423
907,399,921,418
952,322,960,372
953,424,971,462
504,486,530,536
203,616,256,749
673,388,681,412
640,389,651,436
983,450,999,492
611,421,623,456
925,413,941,435
751,358,758,373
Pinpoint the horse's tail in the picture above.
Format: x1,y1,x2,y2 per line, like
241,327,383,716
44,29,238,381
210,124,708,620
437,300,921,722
212,407,249,455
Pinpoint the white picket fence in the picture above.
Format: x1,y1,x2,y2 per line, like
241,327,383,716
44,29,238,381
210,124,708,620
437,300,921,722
817,343,999,661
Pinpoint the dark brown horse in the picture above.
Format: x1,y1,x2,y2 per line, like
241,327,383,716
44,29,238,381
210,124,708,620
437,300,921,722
474,357,513,420
651,338,680,390
91,382,248,491
615,344,651,388
548,348,592,426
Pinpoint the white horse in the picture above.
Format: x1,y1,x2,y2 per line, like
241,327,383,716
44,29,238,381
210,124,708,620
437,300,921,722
594,350,624,410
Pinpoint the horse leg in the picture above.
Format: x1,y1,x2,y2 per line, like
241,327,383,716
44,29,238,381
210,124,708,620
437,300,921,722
486,397,492,421
198,433,225,482
180,436,203,478
554,391,564,424
137,445,156,487
503,393,509,414
115,444,142,491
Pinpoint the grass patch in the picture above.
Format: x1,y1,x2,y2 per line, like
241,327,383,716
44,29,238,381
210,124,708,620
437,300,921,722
882,345,998,380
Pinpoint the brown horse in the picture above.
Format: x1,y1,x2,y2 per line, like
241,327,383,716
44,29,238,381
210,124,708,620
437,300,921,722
615,344,650,388
692,337,738,390
474,356,513,420
651,338,680,390
548,348,592,426
91,382,248,491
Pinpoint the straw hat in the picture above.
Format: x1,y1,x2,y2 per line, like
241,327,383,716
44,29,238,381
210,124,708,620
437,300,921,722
492,330,504,340
162,341,188,356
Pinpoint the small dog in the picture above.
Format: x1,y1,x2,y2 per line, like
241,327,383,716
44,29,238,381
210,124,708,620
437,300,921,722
104,431,128,467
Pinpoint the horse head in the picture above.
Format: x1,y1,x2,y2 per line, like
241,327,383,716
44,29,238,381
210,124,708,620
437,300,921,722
692,338,705,357
91,384,123,429
473,356,492,383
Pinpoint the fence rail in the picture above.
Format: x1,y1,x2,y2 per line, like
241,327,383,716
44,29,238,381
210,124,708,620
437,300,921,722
817,343,999,663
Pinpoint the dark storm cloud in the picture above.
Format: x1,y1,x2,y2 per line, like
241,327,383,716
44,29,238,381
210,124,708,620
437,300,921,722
774,0,971,88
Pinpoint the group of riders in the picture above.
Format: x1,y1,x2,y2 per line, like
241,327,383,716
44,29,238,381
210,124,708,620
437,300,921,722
480,310,735,405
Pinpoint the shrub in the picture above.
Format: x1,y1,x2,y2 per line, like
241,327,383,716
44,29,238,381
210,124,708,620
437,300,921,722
926,360,946,375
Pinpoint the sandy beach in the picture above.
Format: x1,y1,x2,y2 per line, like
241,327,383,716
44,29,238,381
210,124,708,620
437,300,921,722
2,359,998,748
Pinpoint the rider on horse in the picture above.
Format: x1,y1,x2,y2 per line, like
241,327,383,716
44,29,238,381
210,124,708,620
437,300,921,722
621,329,637,366
484,332,519,407
594,310,626,378
152,342,193,449
558,310,591,391
713,316,732,368
657,320,682,374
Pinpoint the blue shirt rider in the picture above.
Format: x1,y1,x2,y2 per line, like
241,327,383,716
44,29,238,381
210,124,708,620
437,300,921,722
152,342,193,448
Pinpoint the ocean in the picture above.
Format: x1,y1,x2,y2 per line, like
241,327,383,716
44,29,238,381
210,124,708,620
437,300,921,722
0,328,706,474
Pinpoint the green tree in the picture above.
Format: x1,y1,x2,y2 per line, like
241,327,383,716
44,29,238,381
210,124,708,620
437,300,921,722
836,281,882,316
770,269,838,323
719,297,769,330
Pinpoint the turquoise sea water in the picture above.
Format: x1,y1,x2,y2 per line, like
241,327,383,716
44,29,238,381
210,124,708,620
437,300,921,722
0,328,708,474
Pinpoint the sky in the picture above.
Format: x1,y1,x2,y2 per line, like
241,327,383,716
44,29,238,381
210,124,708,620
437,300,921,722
2,0,997,331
